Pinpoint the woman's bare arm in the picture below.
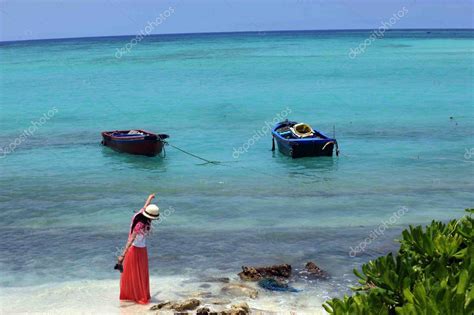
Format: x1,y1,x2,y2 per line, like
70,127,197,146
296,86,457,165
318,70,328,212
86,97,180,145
118,232,137,263
143,193,156,209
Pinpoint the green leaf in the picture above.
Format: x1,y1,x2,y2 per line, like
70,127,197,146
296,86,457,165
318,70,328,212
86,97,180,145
457,270,468,295
322,303,333,313
403,287,415,304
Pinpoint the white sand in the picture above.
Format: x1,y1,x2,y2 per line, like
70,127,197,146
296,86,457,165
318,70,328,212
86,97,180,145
0,275,329,314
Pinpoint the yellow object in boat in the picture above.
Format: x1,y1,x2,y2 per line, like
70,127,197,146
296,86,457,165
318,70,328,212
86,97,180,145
290,123,315,138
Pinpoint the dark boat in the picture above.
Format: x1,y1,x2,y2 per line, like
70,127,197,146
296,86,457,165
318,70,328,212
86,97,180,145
101,129,169,157
272,120,339,158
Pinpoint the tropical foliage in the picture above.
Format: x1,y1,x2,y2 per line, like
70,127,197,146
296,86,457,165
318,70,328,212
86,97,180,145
323,209,474,315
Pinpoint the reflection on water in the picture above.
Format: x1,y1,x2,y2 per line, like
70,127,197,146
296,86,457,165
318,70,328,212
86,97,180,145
101,146,169,172
273,154,338,183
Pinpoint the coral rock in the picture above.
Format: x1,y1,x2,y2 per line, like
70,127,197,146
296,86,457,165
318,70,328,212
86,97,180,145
173,299,200,311
238,264,292,281
196,307,211,315
231,302,250,314
150,299,200,312
304,261,329,279
150,301,172,310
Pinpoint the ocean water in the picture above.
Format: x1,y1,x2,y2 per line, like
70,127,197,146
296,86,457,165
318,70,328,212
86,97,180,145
0,30,473,313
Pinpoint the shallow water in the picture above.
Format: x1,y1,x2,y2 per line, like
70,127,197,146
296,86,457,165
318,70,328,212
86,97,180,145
0,30,473,313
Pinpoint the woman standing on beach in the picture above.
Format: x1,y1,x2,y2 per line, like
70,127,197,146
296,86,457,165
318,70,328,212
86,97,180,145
118,194,159,304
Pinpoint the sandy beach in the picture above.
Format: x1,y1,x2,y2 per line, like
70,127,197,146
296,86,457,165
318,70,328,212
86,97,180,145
1,275,332,314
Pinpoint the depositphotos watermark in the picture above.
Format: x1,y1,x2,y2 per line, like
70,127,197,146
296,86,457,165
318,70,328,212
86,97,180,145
115,6,175,59
349,206,409,257
232,107,292,159
464,148,474,160
0,107,59,159
349,6,408,59
152,206,175,228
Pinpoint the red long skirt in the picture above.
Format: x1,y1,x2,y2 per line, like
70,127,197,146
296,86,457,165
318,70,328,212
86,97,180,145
119,246,151,304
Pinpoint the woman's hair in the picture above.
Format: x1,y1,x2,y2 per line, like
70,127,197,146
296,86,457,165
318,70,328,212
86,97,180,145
130,212,151,234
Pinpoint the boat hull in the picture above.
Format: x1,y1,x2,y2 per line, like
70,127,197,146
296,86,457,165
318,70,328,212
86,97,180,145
101,130,168,157
274,137,335,158
272,121,337,158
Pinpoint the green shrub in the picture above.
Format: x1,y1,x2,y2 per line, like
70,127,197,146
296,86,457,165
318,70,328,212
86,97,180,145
323,209,474,315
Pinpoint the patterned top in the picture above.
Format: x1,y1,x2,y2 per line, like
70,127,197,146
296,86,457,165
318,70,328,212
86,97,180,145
132,222,147,247
129,208,149,248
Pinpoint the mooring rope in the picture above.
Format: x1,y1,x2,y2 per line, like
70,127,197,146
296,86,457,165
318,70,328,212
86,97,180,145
321,141,334,151
160,142,166,158
164,141,220,165
163,141,338,185
165,130,341,171
164,140,304,181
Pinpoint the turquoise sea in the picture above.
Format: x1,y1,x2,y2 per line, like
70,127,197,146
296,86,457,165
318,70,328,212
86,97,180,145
1,30,473,313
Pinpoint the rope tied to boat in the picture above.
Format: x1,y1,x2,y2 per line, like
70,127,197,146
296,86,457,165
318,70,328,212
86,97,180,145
321,141,333,151
320,140,339,156
163,141,220,165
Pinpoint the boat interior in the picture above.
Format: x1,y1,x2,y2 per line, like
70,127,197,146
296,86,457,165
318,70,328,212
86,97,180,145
275,123,328,139
111,130,146,137
105,130,169,140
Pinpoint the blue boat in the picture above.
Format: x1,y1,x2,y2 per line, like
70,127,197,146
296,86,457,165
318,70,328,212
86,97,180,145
272,120,339,158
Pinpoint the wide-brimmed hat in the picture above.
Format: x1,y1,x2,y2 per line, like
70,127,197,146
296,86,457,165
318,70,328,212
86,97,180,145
143,204,160,220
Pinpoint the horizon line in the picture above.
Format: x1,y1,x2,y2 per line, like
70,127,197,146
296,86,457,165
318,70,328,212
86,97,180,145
1,27,473,45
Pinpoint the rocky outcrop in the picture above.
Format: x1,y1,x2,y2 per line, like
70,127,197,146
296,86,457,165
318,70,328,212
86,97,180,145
238,264,292,281
174,299,200,311
150,301,172,310
196,306,211,315
196,303,250,315
221,283,258,299
149,298,200,312
302,261,329,279
230,302,250,314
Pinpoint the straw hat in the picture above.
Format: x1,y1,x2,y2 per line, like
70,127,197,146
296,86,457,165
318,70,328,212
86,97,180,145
143,204,160,220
